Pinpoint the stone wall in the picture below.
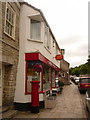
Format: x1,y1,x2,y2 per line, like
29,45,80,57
0,2,2,107
60,59,70,85
2,2,20,106
60,59,69,71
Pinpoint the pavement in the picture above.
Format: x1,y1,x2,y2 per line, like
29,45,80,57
13,82,87,119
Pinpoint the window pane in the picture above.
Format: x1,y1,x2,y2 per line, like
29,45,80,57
80,78,90,83
52,69,55,87
30,19,41,40
6,8,9,20
26,61,42,93
10,25,12,36
43,64,50,90
55,71,59,87
9,10,11,22
11,12,14,24
56,46,58,55
6,22,9,34
45,26,50,49
45,26,48,46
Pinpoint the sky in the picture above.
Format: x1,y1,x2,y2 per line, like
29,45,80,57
24,0,89,67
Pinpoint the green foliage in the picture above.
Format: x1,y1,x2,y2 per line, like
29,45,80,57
87,58,90,74
70,67,80,76
79,64,88,74
69,67,73,75
69,59,90,76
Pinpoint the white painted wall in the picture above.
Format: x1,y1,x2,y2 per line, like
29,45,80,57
14,3,60,103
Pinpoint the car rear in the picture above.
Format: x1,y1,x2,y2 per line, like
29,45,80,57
78,77,90,93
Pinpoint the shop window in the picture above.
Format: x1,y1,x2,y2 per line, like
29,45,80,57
26,61,43,93
30,19,41,40
43,64,50,91
55,71,59,87
4,3,15,38
52,69,55,87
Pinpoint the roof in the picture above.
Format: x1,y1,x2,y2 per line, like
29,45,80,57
20,2,60,50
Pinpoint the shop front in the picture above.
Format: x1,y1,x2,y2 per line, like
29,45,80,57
14,52,60,110
25,52,60,108
25,52,60,94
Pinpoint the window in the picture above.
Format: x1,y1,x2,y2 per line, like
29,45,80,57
5,3,15,38
55,71,59,87
30,19,41,40
61,73,65,77
26,61,43,93
43,64,50,90
44,26,50,49
56,46,58,55
52,69,55,87
80,78,90,83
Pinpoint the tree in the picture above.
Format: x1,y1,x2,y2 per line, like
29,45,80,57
87,57,90,74
79,64,88,75
69,67,73,75
71,67,80,76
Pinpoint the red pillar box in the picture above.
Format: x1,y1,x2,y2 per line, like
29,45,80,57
31,81,40,113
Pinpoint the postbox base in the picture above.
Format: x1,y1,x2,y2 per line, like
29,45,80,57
31,106,39,113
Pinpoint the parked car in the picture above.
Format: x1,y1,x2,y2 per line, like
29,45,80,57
85,89,90,112
78,77,90,93
70,76,76,84
74,77,79,85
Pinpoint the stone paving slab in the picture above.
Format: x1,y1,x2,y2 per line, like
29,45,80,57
14,82,87,119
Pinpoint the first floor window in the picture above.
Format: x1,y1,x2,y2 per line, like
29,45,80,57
5,3,15,38
30,19,41,40
44,26,50,49
56,46,59,55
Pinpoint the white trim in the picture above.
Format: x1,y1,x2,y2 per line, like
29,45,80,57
28,13,41,17
15,2,20,9
44,46,51,54
4,2,16,40
27,38,43,43
30,18,42,41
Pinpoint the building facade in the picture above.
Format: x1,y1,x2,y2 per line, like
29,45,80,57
0,2,2,108
2,2,20,107
14,2,61,110
60,59,70,85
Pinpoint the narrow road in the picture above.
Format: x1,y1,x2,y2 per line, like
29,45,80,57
14,82,87,119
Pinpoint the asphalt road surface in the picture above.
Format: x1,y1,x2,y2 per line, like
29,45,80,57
80,93,90,119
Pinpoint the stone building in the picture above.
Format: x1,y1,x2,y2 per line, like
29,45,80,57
60,59,70,85
0,2,2,108
2,2,20,107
